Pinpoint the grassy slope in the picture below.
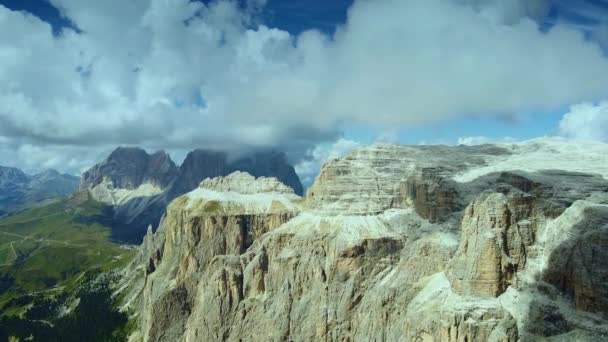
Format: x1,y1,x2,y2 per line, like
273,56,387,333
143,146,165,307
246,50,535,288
0,193,136,311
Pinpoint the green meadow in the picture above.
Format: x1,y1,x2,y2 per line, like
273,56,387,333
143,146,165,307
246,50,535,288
0,193,136,312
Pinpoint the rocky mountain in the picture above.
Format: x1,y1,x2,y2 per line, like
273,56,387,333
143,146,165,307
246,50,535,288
81,147,180,191
0,166,80,215
118,137,608,341
80,147,303,243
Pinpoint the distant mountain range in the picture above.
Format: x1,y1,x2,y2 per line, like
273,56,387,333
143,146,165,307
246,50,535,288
0,167,80,216
79,147,303,243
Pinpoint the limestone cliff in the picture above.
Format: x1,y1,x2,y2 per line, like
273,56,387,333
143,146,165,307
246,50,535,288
119,138,608,341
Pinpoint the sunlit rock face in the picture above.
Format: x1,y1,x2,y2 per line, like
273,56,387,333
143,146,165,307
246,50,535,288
119,138,608,342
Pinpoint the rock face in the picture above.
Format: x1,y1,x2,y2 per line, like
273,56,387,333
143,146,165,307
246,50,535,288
124,173,300,341
448,192,539,297
80,147,303,243
119,138,608,342
542,201,608,315
0,166,80,215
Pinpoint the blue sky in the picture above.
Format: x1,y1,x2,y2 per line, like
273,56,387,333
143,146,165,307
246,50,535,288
0,0,353,35
5,1,608,34
0,0,607,179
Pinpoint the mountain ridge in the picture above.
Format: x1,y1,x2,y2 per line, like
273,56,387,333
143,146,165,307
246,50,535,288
118,138,608,342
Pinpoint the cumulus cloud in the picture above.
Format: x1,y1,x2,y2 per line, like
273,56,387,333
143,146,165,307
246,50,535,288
1,0,608,174
559,102,608,142
457,136,517,145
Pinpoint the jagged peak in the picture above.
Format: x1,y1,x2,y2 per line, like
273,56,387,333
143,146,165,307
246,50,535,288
82,145,179,191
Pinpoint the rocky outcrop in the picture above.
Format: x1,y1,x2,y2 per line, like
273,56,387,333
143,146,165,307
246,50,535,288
119,138,608,342
404,273,519,342
402,168,462,223
447,192,540,297
542,201,608,315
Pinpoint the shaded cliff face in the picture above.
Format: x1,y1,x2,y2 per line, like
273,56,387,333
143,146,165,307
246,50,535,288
80,147,303,243
120,138,608,342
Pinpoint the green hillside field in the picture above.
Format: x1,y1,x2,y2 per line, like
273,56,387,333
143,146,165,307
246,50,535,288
0,192,136,313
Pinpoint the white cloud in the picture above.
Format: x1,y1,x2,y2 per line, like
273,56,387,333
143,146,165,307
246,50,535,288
559,102,608,142
295,138,360,187
0,140,110,175
457,136,517,145
1,0,608,174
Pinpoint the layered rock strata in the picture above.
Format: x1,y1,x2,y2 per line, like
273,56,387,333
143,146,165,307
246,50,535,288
120,138,608,341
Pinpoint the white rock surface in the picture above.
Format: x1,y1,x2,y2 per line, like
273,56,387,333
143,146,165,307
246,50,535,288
89,178,164,206
184,172,301,214
454,137,608,182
